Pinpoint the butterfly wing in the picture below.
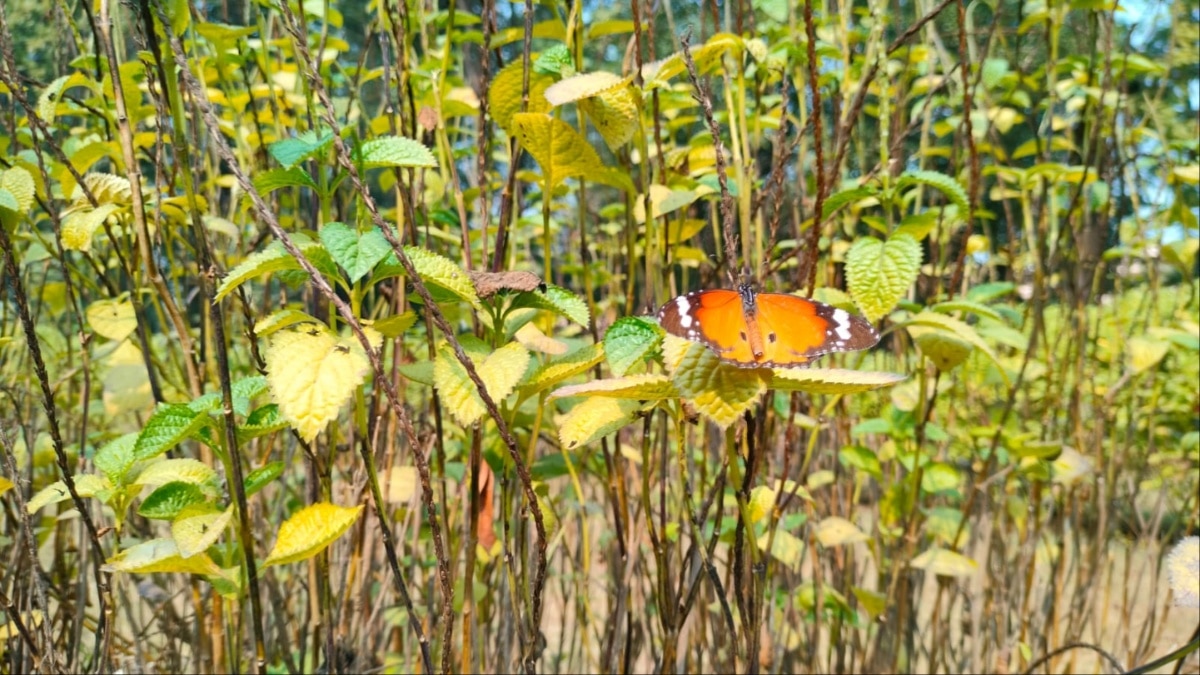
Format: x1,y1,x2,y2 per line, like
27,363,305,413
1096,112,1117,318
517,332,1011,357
753,293,880,367
657,290,760,365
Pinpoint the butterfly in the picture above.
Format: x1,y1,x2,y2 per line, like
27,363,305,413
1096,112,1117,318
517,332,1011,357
657,284,880,368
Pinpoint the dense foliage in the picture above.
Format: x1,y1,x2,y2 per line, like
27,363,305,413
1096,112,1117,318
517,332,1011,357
0,0,1197,673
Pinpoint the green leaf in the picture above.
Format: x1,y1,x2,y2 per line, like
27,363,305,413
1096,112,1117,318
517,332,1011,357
355,136,437,168
930,300,1004,323
137,481,209,520
895,170,969,214
908,324,973,371
320,222,395,284
104,538,222,576
133,404,209,462
215,239,339,301
604,316,664,376
94,433,139,485
770,368,907,395
269,129,335,169
822,185,877,218
519,344,606,399
253,167,318,195
921,463,961,495
672,343,768,429
263,502,364,567
510,113,603,187
845,234,922,322
244,461,284,497
905,311,1009,385
238,404,288,441
533,44,573,75
510,284,590,327
373,312,417,338
558,397,642,450
489,60,554,135
132,459,219,494
839,445,882,479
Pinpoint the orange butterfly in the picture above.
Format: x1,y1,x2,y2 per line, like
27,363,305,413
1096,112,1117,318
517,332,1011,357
657,284,879,368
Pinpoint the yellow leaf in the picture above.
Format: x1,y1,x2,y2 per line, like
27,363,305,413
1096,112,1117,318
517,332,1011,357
133,458,218,491
747,486,776,524
758,529,803,571
557,397,642,450
511,113,603,187
27,474,110,513
62,203,121,252
815,516,869,547
1127,336,1169,374
909,547,978,577
0,476,12,497
550,373,677,401
1173,165,1200,185
264,327,371,442
0,610,43,641
488,60,554,135
105,538,223,576
909,323,974,371
672,343,767,429
434,342,530,426
86,296,137,342
172,505,233,558
0,165,35,213
263,502,363,567
514,322,568,355
385,466,418,504
544,71,626,106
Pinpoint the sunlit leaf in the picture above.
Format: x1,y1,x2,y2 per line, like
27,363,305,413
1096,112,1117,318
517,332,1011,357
137,481,209,520
815,516,869,547
846,234,922,322
910,547,978,577
104,538,222,576
489,60,554,135
604,317,663,377
434,342,530,427
263,502,364,567
672,343,767,429
355,136,436,168
86,296,137,342
770,368,907,395
510,113,603,187
27,474,110,513
509,284,590,326
520,344,606,398
172,505,233,558
264,327,371,442
550,373,677,401
558,397,642,450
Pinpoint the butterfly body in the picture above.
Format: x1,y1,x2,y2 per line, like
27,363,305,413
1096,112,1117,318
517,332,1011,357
657,284,879,368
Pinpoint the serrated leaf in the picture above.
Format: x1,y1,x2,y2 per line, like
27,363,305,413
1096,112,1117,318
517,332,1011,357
545,72,625,105
244,461,284,497
910,547,978,577
132,459,219,493
320,222,394,283
0,166,35,213
173,505,233,558
558,397,642,450
604,316,663,376
520,344,606,398
253,167,317,195
580,84,641,150
263,502,364,567
489,60,554,135
133,404,208,462
510,284,589,326
533,44,573,75
215,240,339,301
396,246,480,308
62,203,121,252
770,368,907,394
87,297,137,342
434,342,530,426
895,170,969,213
355,136,436,168
511,113,603,187
27,474,110,513
253,309,320,338
264,327,371,442
846,234,923,322
269,129,335,169
672,343,768,429
137,481,208,520
104,538,222,576
550,373,677,400
94,433,139,485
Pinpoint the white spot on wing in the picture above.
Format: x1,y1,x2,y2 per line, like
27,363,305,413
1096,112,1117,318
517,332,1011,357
832,308,853,341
